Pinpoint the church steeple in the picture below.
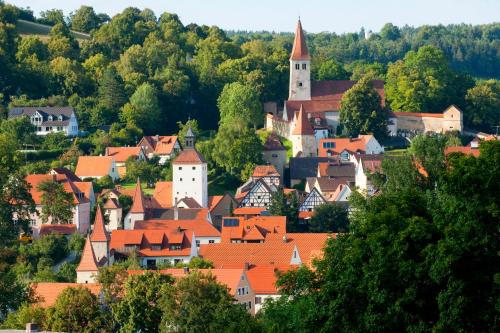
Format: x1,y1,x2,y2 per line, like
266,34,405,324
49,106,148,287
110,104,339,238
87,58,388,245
289,19,311,101
184,126,195,149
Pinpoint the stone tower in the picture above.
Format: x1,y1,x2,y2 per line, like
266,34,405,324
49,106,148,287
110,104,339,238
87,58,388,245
90,205,110,265
291,104,316,157
289,19,311,101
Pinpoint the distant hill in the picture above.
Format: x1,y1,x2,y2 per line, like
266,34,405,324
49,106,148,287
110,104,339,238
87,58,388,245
15,19,90,41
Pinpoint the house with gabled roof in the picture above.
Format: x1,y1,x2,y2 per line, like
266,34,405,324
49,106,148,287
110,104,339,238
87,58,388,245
8,106,79,136
237,178,275,210
208,193,238,230
32,282,101,308
26,174,94,237
137,135,180,164
299,187,326,215
221,216,286,244
105,146,146,178
318,135,384,158
75,156,120,180
350,154,384,194
251,165,281,187
262,133,287,180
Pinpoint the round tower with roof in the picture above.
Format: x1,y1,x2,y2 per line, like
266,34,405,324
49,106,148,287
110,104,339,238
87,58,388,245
172,126,208,208
289,19,311,101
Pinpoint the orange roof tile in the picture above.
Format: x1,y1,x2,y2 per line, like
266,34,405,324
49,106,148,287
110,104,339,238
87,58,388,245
232,207,267,216
393,111,444,118
292,105,315,135
26,174,86,205
77,235,99,272
318,135,375,157
298,211,314,219
90,205,109,242
33,283,101,307
128,268,244,296
134,219,221,238
252,165,280,178
221,216,286,243
246,265,292,294
445,146,480,157
290,20,310,61
39,224,77,236
155,136,178,155
130,179,145,214
173,149,206,165
152,181,173,208
75,156,113,178
106,147,143,163
208,195,224,211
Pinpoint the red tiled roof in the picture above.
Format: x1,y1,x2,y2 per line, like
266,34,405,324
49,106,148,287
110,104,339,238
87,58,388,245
50,168,81,182
39,224,77,236
33,283,101,308
154,136,178,155
173,149,206,165
90,205,109,242
292,104,315,135
221,216,286,243
246,265,292,294
106,147,143,163
103,197,120,209
128,268,244,296
75,156,113,178
134,219,221,238
393,111,444,118
232,207,267,216
26,174,89,205
290,20,310,61
318,135,374,157
445,146,480,157
77,235,99,272
110,229,192,257
208,195,224,211
252,165,280,178
298,211,314,219
152,181,173,208
130,179,145,214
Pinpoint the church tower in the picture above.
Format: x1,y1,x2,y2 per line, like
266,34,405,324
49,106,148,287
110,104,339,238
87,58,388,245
291,104,316,157
172,126,208,208
289,19,311,101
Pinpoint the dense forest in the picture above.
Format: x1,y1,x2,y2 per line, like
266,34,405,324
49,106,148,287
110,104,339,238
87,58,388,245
0,1,499,138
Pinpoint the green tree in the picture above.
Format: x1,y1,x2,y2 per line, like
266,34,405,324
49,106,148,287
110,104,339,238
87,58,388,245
121,83,161,134
39,9,64,25
98,66,128,112
160,271,260,333
408,134,447,185
44,286,110,332
268,188,300,232
386,46,455,112
339,77,388,139
47,23,79,60
69,6,99,33
177,119,200,145
380,23,401,40
0,116,38,147
316,60,349,80
0,303,46,330
309,203,349,233
37,180,75,224
212,124,263,178
113,271,174,333
217,82,263,128
464,79,500,131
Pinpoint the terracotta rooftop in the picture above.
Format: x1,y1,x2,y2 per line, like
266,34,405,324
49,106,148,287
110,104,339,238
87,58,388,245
252,165,280,178
75,156,114,178
221,216,286,243
90,205,109,242
318,135,375,157
317,161,356,178
246,265,292,295
232,207,267,216
445,146,480,157
152,181,173,208
173,149,206,165
106,146,143,163
392,111,444,118
33,283,101,308
290,20,310,61
26,174,91,205
50,167,81,182
130,179,146,214
208,195,224,211
133,219,221,238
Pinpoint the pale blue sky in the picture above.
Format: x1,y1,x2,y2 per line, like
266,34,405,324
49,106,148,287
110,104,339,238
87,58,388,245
8,0,500,33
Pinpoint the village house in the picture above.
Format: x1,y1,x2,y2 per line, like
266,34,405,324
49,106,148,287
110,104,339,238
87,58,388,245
105,146,147,178
350,154,384,194
32,282,102,308
262,134,288,181
100,189,123,231
8,106,79,136
137,135,180,164
220,216,286,243
250,165,282,187
26,174,94,237
318,135,384,158
75,156,120,181
246,265,289,313
208,193,238,230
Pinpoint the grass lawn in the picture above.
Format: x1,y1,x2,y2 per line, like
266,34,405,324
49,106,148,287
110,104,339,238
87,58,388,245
120,181,155,195
385,148,408,157
16,19,90,41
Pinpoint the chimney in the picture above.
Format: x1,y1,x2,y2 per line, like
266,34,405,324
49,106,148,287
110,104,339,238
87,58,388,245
174,198,179,220
183,266,189,274
282,234,288,243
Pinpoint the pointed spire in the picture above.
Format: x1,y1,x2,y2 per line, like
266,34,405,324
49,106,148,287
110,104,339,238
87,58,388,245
130,178,145,214
184,125,195,149
292,104,314,135
90,205,109,242
290,19,310,61
77,235,99,272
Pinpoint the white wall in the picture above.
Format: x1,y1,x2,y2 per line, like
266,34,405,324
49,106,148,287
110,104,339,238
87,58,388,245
76,270,97,284
289,60,311,100
172,163,208,208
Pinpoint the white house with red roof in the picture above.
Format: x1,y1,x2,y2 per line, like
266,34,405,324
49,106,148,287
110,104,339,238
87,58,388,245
25,174,94,237
137,135,180,164
105,146,146,178
75,156,120,181
172,127,208,208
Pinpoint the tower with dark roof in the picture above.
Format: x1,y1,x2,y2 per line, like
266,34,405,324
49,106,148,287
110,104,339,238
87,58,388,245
289,19,311,101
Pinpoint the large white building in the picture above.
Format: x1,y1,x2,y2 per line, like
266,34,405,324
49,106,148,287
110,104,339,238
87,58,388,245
8,106,79,136
172,127,208,208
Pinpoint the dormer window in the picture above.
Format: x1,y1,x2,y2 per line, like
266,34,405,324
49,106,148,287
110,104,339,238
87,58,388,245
170,244,181,250
151,245,161,251
48,115,53,121
58,115,63,121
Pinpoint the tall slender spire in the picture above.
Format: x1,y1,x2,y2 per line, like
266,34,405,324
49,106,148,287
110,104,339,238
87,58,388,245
90,205,109,242
77,235,99,272
130,178,145,214
290,19,310,61
292,104,314,135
